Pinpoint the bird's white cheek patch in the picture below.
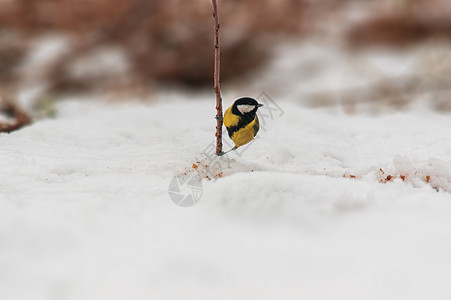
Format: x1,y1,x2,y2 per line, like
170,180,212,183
237,104,255,114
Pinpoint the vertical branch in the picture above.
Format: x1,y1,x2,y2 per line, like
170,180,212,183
212,0,223,155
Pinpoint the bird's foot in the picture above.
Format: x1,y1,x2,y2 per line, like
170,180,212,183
215,115,223,121
216,147,237,156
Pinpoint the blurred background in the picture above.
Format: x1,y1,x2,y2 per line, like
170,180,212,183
1,0,451,124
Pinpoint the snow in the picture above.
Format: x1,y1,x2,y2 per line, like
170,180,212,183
15,35,72,110
17,35,71,87
1,92,451,299
68,47,131,81
250,41,451,111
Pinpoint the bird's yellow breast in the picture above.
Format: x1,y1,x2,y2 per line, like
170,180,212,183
223,106,259,148
230,118,258,148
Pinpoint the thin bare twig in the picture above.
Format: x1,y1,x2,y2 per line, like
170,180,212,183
212,0,223,155
0,96,31,133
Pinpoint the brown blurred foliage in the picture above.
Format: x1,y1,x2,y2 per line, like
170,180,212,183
348,0,451,47
1,0,451,95
0,0,307,93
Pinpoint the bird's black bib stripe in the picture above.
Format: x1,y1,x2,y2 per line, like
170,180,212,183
226,112,257,138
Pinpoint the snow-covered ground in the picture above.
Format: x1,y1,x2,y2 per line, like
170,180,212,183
1,93,451,299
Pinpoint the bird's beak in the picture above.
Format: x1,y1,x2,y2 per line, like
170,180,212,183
257,103,264,107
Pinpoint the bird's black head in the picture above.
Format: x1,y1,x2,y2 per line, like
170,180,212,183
232,97,264,116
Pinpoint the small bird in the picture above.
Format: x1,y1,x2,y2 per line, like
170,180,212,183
220,97,263,155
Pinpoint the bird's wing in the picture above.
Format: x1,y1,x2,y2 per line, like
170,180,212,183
253,115,260,137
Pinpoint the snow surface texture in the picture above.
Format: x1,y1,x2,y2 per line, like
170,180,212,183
1,95,451,300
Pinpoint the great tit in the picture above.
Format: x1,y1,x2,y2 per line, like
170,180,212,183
220,97,263,155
